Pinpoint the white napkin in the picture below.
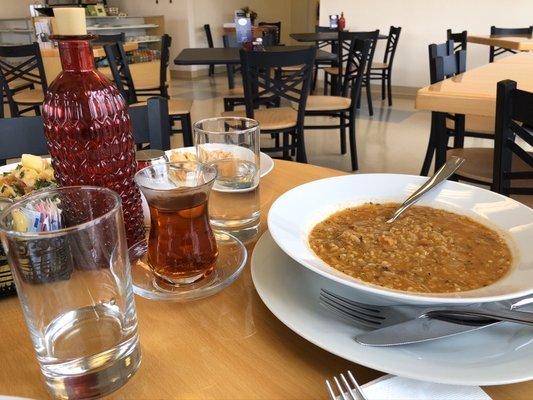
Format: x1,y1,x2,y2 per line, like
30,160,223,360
361,375,492,400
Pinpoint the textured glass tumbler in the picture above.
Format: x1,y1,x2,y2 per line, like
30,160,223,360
0,187,141,399
194,117,260,243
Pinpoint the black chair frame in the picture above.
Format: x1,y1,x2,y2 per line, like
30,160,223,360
446,29,467,51
204,24,215,76
240,47,316,162
134,34,172,99
421,49,467,176
105,42,192,147
0,97,171,166
369,26,401,107
493,80,533,196
0,42,48,117
304,37,371,171
324,30,379,116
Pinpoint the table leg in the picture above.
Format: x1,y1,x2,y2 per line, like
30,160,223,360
226,64,235,89
434,111,448,171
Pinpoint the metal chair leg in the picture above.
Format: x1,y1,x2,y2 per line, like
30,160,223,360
340,112,347,154
348,112,358,171
387,72,393,107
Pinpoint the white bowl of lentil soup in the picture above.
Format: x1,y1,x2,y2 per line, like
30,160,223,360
267,174,533,305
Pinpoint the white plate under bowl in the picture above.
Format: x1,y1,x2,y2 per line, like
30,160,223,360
251,231,533,386
267,174,533,305
166,146,274,178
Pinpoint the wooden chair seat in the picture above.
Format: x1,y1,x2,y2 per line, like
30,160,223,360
222,107,297,130
222,86,244,98
12,88,44,105
302,95,351,111
136,98,192,115
447,147,533,185
282,65,305,72
371,62,389,69
446,115,495,135
323,66,340,75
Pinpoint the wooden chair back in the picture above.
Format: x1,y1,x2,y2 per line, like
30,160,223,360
204,24,214,48
340,38,371,113
383,26,402,68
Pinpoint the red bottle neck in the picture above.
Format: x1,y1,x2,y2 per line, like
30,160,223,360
58,39,95,73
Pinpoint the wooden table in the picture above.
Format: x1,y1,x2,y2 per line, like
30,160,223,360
415,53,533,117
468,35,533,51
0,160,531,399
415,52,533,172
40,41,138,60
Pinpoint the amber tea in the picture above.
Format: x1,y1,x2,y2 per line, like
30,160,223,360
148,192,218,284
135,162,219,285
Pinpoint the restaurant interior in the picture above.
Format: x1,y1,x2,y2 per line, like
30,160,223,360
0,1,532,399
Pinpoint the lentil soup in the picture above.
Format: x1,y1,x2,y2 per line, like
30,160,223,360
308,203,513,293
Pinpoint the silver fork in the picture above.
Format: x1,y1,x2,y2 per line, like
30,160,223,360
320,289,533,329
326,370,368,400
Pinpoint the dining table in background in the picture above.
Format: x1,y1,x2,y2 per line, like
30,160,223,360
0,159,530,399
290,31,389,43
468,34,533,51
174,46,337,89
415,52,533,170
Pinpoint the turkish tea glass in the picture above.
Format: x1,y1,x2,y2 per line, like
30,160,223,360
194,117,260,243
0,186,140,399
135,162,219,285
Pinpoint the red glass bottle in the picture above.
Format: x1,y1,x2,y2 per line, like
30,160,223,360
42,35,145,246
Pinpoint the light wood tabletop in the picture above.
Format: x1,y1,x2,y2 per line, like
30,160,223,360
0,160,531,399
468,35,533,51
415,53,533,116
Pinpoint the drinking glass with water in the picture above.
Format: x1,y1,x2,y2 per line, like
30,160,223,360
194,117,261,243
0,186,141,399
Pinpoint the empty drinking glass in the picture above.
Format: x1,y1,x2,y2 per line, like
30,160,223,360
194,117,260,242
0,186,141,399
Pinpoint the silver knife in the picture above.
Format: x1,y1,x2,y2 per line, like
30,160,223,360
355,299,533,347
355,316,497,346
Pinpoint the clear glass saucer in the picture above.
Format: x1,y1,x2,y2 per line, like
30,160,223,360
129,231,247,302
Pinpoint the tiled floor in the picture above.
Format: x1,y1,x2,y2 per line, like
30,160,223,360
168,73,494,175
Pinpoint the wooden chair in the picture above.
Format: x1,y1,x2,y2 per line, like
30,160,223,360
94,33,126,65
134,34,171,99
323,30,379,116
0,42,48,117
0,97,171,166
104,42,193,147
446,29,467,51
489,26,533,62
258,21,281,45
492,80,533,207
312,26,336,91
204,24,215,76
222,47,316,162
298,37,371,171
369,26,401,107
421,41,495,176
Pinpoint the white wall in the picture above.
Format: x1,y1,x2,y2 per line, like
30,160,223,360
110,0,310,72
1,1,35,19
320,0,533,88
